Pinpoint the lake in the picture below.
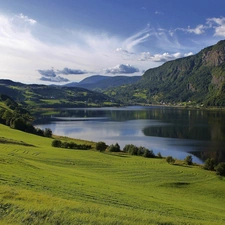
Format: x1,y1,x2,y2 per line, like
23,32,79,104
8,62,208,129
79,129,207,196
35,106,225,164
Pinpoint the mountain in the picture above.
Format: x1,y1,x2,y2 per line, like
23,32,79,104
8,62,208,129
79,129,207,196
65,75,141,90
79,75,108,85
106,40,225,106
0,80,119,109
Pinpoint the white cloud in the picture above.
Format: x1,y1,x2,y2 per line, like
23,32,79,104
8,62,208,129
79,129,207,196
104,64,140,74
38,68,71,82
155,11,164,15
122,27,151,52
40,76,69,82
207,17,225,37
176,24,206,35
17,13,37,25
187,24,205,35
57,68,86,75
138,52,190,62
184,52,194,57
38,69,56,77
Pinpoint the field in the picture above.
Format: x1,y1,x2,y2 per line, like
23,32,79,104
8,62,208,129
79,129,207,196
0,124,225,225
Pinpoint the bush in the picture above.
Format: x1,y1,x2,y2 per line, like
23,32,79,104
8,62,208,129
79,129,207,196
184,155,193,165
96,141,108,152
166,156,175,164
157,152,162,158
52,140,91,150
203,158,215,171
44,128,52,137
123,144,138,155
52,139,62,147
143,149,155,158
215,162,225,176
108,143,121,152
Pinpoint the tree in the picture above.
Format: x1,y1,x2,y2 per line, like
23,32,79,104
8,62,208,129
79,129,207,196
44,128,52,138
215,162,225,176
108,143,120,152
52,139,62,147
184,155,193,165
10,117,26,130
35,128,44,136
166,156,175,164
96,141,108,152
157,152,162,158
123,144,138,155
203,158,215,171
2,110,13,125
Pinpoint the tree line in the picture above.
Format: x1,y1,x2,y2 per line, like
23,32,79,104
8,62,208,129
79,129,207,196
52,139,92,150
96,141,225,176
0,94,52,137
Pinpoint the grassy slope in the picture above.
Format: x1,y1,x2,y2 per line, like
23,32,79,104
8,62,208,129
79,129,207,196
0,124,225,225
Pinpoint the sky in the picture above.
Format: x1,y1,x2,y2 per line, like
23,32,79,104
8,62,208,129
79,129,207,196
0,0,225,84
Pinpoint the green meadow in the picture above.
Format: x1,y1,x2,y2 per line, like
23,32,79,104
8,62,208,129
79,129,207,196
0,124,225,225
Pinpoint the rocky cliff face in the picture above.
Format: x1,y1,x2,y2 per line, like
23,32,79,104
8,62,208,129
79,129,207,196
202,40,225,66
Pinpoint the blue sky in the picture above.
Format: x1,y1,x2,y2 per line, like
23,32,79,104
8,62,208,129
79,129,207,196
0,0,225,84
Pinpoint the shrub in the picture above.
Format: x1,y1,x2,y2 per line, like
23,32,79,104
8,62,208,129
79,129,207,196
108,143,121,152
184,155,193,165
123,144,138,155
143,149,155,158
215,162,225,176
96,141,108,152
203,158,215,171
35,128,44,136
52,139,62,147
157,152,162,158
166,156,175,164
44,128,52,137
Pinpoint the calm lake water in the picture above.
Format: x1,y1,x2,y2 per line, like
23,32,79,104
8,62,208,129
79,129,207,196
35,106,225,164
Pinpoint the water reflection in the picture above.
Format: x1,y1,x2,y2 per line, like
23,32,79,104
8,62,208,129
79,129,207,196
35,106,225,164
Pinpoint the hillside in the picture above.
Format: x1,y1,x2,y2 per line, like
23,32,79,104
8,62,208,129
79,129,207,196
0,79,119,109
105,40,225,106
65,75,141,90
0,123,225,224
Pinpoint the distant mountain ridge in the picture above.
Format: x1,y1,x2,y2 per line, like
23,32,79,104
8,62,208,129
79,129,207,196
106,40,225,106
65,75,141,90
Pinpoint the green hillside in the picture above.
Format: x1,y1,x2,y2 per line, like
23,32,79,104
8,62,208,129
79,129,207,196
0,80,119,110
105,40,225,107
0,124,225,225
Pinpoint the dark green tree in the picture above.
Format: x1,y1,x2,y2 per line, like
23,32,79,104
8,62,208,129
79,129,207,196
108,143,120,152
44,128,53,137
35,128,44,136
52,139,62,147
10,117,26,130
184,155,193,165
215,162,225,176
96,141,108,152
203,158,215,171
157,152,162,158
166,156,175,164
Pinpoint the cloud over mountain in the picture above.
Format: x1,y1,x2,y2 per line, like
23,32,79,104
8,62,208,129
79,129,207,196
38,69,69,82
104,64,140,74
57,68,86,75
40,76,69,82
138,52,192,62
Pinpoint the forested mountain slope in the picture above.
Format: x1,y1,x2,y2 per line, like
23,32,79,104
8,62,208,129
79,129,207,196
105,40,225,106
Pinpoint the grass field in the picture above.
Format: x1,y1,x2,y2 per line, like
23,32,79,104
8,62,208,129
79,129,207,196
0,124,225,225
